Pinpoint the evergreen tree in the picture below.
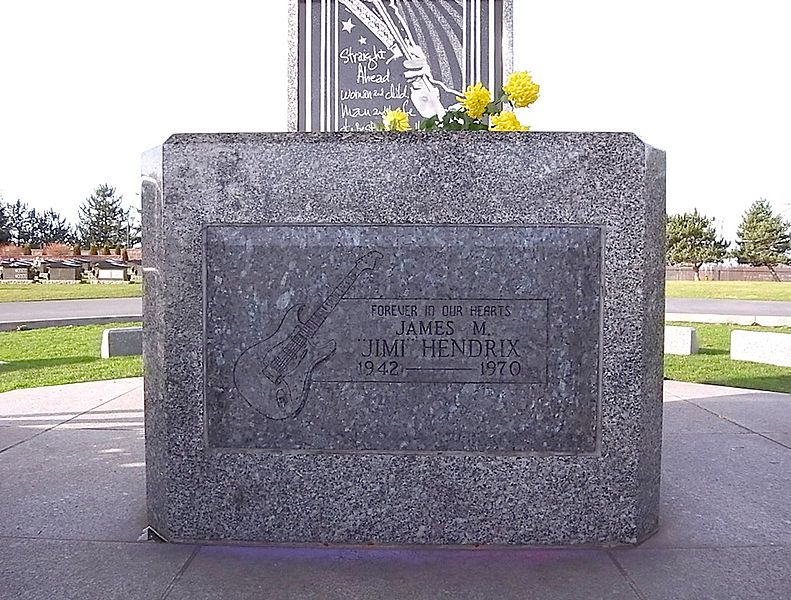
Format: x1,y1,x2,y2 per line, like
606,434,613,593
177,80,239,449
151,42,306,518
76,184,131,247
0,200,72,247
733,199,791,281
6,199,35,246
31,209,73,246
666,210,729,280
0,200,10,244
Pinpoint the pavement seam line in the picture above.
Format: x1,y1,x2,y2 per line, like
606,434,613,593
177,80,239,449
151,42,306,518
0,382,143,455
0,533,786,551
159,546,200,600
606,549,648,600
683,398,791,451
662,387,684,401
663,432,752,436
0,534,791,554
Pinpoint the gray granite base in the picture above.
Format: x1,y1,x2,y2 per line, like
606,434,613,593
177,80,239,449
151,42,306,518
142,132,665,546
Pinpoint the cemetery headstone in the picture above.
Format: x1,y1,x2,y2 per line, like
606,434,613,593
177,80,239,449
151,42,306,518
6,263,34,281
288,0,513,131
142,131,666,545
94,261,129,281
731,330,791,367
101,326,144,359
47,261,82,281
664,325,698,355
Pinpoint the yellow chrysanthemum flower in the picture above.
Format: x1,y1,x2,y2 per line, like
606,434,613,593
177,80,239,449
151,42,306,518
456,82,491,120
503,71,540,108
489,111,529,131
382,108,411,132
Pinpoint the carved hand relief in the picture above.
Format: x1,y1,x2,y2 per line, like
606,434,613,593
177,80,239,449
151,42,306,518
292,0,511,131
205,225,601,454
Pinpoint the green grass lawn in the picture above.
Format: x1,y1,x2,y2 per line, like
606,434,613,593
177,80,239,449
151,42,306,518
665,321,791,394
666,280,791,301
0,322,142,393
1,319,789,396
0,282,142,303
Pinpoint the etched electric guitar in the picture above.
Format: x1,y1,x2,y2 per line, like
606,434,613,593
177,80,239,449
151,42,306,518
233,251,383,420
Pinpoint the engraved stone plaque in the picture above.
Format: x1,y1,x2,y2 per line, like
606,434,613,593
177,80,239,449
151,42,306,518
317,298,548,385
205,224,602,454
145,133,666,546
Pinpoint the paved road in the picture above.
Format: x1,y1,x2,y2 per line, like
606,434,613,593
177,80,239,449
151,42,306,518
0,297,142,330
666,298,791,326
666,297,791,316
2,297,791,330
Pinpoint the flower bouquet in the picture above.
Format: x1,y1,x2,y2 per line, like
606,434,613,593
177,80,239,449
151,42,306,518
382,71,540,132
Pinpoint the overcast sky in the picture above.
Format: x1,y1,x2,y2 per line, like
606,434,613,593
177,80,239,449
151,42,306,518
1,0,789,240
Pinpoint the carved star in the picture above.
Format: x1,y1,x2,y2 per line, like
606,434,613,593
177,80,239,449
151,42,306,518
341,18,355,33
358,36,367,45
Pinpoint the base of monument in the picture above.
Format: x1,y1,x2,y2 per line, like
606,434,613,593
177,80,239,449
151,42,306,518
142,132,665,547
149,522,661,548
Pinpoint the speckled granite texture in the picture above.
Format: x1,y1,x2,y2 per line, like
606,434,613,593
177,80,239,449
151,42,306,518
206,224,601,453
142,132,665,546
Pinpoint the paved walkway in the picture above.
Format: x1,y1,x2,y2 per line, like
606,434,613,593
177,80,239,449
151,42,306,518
0,378,789,599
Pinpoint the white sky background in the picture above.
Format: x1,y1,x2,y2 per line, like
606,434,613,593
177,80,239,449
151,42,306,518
0,0,789,240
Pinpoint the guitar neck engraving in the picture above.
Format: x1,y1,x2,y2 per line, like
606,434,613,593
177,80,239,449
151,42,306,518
268,252,383,376
298,262,374,340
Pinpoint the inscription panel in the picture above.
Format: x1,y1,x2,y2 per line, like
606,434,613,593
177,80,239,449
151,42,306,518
314,298,547,384
204,225,602,454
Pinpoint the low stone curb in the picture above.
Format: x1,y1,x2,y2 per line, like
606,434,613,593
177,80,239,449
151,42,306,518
0,315,142,332
666,313,791,327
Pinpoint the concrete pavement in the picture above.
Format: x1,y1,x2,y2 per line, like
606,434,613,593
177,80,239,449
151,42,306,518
0,377,789,599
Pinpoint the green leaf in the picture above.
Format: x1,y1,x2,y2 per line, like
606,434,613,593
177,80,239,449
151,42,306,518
420,118,437,131
485,101,502,115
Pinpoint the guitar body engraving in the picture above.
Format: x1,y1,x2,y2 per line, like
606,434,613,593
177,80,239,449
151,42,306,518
233,304,336,420
233,251,383,420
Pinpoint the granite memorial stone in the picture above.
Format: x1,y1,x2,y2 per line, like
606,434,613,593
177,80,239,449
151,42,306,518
47,261,82,281
101,326,143,359
288,0,513,131
4,263,34,280
208,224,599,453
143,131,665,546
730,330,791,367
664,325,698,356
